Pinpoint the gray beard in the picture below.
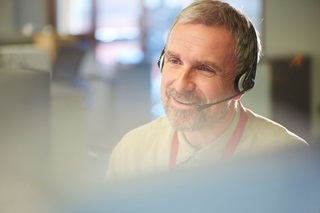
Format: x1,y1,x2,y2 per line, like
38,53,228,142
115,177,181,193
164,90,231,132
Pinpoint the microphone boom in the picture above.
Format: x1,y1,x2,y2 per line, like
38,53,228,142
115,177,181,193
195,93,241,111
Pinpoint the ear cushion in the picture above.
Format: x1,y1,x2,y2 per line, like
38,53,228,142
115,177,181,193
234,24,258,94
157,49,165,71
234,71,255,94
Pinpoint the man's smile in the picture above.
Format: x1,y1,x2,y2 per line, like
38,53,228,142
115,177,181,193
173,96,198,106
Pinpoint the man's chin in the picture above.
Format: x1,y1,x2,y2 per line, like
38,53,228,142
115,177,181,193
166,109,203,132
165,102,231,132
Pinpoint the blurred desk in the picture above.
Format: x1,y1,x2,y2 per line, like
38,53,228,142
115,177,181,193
0,44,51,72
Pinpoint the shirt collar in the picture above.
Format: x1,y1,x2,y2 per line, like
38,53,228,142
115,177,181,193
176,102,241,163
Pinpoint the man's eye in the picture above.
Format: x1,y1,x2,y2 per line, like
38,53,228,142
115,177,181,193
197,66,216,77
168,58,180,65
198,66,211,71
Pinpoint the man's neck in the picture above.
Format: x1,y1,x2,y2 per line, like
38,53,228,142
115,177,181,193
183,102,238,149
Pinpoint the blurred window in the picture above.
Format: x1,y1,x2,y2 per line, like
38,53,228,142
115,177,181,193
57,0,92,36
95,0,141,42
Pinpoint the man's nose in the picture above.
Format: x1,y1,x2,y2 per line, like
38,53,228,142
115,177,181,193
174,67,196,92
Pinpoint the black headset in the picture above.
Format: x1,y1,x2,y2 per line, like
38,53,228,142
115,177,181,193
157,23,258,95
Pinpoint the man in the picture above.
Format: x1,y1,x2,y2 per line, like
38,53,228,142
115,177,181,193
106,0,307,181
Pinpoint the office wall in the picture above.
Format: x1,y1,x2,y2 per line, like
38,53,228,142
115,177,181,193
0,0,14,35
13,0,47,32
0,0,47,35
264,0,320,139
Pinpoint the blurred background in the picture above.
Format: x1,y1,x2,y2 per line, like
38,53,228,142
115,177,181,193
0,0,319,212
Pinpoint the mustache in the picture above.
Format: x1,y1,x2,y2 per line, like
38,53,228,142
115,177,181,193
166,88,201,102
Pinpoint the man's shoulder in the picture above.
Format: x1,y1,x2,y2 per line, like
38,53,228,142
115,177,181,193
244,108,307,145
106,116,173,180
234,107,308,158
116,115,172,149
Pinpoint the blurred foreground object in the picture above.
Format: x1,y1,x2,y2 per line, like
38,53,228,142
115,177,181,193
0,67,51,213
61,143,320,213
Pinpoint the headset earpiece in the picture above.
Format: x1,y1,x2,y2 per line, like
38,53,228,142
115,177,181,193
234,23,258,94
234,69,255,94
157,48,165,72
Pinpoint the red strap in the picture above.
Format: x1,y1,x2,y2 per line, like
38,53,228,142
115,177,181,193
170,131,179,169
220,106,247,160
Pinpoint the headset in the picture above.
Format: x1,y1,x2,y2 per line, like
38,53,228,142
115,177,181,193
157,23,258,95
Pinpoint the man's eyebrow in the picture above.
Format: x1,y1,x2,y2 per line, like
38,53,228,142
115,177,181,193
165,50,179,57
164,50,223,73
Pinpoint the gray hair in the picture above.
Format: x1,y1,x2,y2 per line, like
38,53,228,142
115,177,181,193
167,0,262,77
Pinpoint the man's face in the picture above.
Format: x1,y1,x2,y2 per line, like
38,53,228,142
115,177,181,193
161,23,237,132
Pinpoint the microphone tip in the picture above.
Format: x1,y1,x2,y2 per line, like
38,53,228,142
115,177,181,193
195,105,202,111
